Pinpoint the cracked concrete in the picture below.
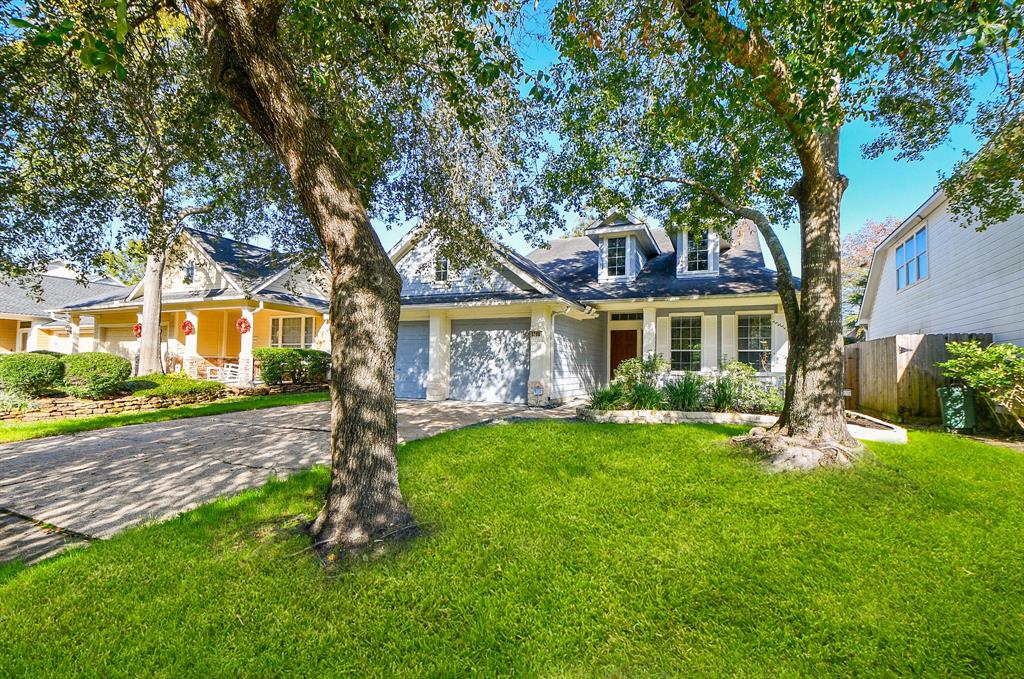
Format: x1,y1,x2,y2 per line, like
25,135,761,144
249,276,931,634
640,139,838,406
1,399,567,564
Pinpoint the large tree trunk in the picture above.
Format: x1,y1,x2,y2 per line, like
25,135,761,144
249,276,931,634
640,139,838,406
187,0,415,552
772,141,856,447
136,252,166,376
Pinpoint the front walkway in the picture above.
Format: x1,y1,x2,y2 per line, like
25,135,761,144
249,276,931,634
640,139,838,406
0,400,574,564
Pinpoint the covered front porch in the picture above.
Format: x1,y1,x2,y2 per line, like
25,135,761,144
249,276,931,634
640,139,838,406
79,301,328,383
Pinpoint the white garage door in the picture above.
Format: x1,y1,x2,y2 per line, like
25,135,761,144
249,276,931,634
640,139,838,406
395,321,429,399
449,318,530,404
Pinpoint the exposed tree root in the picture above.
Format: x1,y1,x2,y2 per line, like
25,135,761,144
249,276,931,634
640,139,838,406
734,427,864,471
306,512,422,562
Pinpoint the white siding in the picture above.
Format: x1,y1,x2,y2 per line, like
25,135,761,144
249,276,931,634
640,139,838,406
864,200,1024,346
396,238,523,297
551,314,605,400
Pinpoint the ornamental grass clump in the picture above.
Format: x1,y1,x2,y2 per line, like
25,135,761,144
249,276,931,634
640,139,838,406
589,383,626,410
0,352,65,397
627,383,665,410
62,352,132,399
665,373,705,411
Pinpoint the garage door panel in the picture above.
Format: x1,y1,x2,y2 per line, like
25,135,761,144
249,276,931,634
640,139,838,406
449,318,529,404
395,321,428,399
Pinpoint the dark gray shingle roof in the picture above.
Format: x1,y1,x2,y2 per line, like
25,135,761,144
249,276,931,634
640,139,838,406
0,275,127,317
527,226,790,301
185,227,290,291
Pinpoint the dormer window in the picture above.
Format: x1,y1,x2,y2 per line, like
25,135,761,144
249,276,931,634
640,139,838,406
677,230,718,277
434,256,449,283
607,237,627,276
687,231,710,271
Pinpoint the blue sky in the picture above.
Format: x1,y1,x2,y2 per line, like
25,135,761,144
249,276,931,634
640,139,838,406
372,9,984,271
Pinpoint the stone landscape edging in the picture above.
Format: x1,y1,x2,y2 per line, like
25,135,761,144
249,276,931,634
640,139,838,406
0,382,328,423
576,407,908,444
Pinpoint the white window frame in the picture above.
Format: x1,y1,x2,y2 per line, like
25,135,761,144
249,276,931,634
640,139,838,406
736,313,773,373
685,231,710,272
895,225,928,291
434,256,449,284
269,315,316,349
669,314,702,372
606,236,627,277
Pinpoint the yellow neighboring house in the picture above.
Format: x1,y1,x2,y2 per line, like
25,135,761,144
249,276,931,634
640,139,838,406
0,261,124,355
53,228,329,383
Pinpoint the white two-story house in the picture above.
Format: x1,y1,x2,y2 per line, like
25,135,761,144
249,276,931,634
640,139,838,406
858,189,1024,346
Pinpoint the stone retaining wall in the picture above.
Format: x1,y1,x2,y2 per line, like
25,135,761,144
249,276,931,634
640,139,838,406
577,408,778,426
1,392,225,423
1,382,328,424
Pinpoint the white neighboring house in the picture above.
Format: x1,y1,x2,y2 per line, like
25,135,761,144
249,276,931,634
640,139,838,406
858,188,1024,346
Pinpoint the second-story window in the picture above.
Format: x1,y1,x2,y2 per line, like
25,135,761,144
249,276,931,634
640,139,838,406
434,256,449,283
895,226,927,290
183,259,196,285
607,237,627,276
687,231,710,271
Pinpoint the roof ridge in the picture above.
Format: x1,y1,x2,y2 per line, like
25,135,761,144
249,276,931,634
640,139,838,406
184,225,276,255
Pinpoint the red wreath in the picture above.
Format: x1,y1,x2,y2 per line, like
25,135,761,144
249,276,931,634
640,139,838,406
180,319,195,336
132,323,143,338
236,317,251,334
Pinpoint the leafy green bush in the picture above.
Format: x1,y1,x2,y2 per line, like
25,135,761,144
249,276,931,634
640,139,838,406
62,352,132,399
721,361,785,414
589,383,626,410
0,353,65,397
940,341,1024,431
254,348,330,385
612,355,669,390
297,348,330,383
665,373,705,411
0,390,36,412
123,373,224,398
627,383,665,410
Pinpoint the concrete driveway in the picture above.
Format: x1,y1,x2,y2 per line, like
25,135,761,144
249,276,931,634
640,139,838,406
0,400,565,564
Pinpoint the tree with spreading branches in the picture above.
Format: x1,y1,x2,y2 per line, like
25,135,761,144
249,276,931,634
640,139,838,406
546,0,1024,465
1,7,302,375
5,0,547,553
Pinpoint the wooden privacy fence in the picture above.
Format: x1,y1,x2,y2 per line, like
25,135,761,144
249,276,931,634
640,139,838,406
844,333,992,421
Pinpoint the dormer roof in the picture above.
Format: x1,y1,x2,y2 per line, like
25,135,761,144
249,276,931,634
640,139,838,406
583,212,663,258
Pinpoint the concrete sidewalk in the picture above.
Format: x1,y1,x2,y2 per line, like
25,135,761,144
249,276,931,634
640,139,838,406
0,400,567,564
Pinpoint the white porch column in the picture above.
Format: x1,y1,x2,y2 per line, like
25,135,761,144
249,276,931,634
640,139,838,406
68,314,81,354
642,306,657,357
238,307,255,384
25,320,46,352
426,312,451,401
527,305,554,407
184,309,199,377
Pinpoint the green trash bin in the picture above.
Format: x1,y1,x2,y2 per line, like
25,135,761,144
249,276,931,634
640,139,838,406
937,385,976,432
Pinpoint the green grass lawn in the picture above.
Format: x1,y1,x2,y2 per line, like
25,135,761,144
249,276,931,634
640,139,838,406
1,421,1022,676
0,390,329,444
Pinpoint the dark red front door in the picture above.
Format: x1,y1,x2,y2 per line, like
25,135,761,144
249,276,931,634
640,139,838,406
609,329,638,378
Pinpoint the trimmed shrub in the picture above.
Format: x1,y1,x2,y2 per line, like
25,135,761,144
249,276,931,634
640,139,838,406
30,349,65,357
940,340,1024,432
589,383,627,410
62,352,132,399
627,383,665,410
665,373,705,411
297,348,330,383
0,353,65,397
254,348,330,385
123,373,224,398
